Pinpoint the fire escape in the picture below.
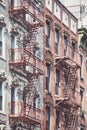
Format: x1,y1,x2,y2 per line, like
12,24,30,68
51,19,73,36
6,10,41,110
55,44,80,130
8,0,44,129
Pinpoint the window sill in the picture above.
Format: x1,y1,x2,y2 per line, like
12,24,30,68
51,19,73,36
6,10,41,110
0,111,6,115
45,89,51,94
0,1,5,8
0,56,6,62
80,77,84,81
45,47,52,53
55,94,59,96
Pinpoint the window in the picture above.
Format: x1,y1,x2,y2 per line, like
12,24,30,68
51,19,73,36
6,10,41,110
46,21,50,48
46,106,50,130
85,59,87,72
11,35,15,61
64,35,67,56
72,82,76,99
80,124,85,130
0,41,2,56
0,28,2,56
72,42,75,57
0,82,2,110
46,63,50,91
11,35,15,48
55,69,60,95
80,86,84,102
11,0,14,7
11,87,15,114
11,87,15,101
80,54,83,77
55,110,60,129
55,28,59,54
64,74,68,87
33,98,36,108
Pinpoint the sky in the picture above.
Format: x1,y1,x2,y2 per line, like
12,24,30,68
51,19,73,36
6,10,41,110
59,0,65,4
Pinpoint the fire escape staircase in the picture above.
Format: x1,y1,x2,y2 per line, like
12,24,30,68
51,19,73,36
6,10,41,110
55,57,80,130
23,25,39,52
64,66,77,98
23,76,38,108
9,0,44,128
64,110,78,130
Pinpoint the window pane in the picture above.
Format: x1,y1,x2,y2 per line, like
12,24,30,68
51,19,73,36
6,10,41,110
72,42,75,57
56,111,60,129
55,29,59,43
0,41,2,55
0,82,2,110
11,36,15,48
46,21,50,48
0,96,2,110
11,88,15,101
46,63,50,91
55,69,60,95
46,21,50,36
64,35,67,56
46,106,50,130
0,82,2,96
0,28,2,41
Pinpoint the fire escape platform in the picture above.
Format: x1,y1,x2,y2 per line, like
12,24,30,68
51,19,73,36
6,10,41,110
9,114,41,126
9,3,44,28
55,98,80,110
9,49,43,78
55,56,80,69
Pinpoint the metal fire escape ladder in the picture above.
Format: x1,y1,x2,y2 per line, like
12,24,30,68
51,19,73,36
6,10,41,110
56,58,78,99
55,57,80,130
8,1,44,129
23,25,39,52
67,66,77,89
64,110,78,130
23,76,38,112
64,66,78,98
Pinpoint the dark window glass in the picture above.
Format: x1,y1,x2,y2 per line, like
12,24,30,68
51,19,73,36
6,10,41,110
33,98,36,108
80,54,83,77
80,87,84,102
46,106,50,130
72,42,75,57
0,28,2,56
55,69,60,95
0,41,2,56
64,35,67,56
80,124,85,130
0,82,2,110
46,63,50,91
56,111,60,129
55,28,59,54
46,21,50,48
11,88,15,114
